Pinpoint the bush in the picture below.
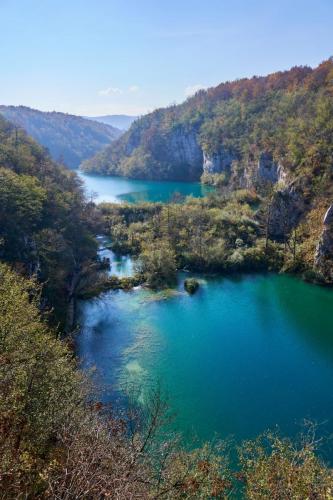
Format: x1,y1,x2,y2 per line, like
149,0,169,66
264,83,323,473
0,263,84,496
136,240,177,288
184,278,200,294
239,431,333,499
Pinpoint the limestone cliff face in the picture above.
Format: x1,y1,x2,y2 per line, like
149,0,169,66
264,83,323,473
203,149,236,174
268,183,306,239
170,139,289,186
206,149,288,188
199,146,305,241
226,151,304,240
257,153,287,184
168,129,203,168
315,205,333,282
122,126,203,179
243,153,288,188
124,129,140,156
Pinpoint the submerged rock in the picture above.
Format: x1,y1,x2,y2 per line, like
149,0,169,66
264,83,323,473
184,278,200,294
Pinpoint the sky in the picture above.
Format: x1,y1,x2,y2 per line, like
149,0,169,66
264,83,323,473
0,0,332,117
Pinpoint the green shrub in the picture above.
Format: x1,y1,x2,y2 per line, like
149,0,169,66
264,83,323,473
184,278,200,294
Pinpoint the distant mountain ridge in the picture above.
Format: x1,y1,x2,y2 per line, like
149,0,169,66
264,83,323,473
0,105,122,168
85,114,138,130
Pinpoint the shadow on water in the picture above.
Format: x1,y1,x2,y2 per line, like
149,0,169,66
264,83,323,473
262,275,333,363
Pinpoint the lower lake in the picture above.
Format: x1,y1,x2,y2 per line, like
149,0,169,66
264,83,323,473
77,255,333,457
76,174,333,458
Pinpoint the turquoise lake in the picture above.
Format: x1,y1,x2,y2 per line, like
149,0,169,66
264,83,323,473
77,175,333,456
78,171,212,203
77,250,333,455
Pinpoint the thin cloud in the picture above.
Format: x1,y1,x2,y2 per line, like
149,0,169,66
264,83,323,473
99,87,123,96
99,85,140,96
185,84,207,98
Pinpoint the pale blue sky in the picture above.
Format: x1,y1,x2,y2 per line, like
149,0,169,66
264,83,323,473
0,0,332,116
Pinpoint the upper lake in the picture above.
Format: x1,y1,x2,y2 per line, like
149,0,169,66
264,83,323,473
78,171,213,203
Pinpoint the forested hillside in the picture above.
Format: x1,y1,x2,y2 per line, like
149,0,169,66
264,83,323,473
0,115,99,327
82,58,333,183
83,59,333,284
0,105,121,168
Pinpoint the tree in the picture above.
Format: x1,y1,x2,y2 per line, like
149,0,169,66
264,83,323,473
0,115,99,327
0,263,83,496
239,430,333,499
137,240,177,288
0,167,46,264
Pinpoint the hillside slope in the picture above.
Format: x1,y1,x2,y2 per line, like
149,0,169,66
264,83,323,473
0,114,98,326
0,105,122,168
82,58,333,184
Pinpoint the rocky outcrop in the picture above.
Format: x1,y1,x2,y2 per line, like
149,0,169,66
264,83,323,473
203,149,236,174
168,129,203,168
184,278,200,294
257,153,287,184
315,205,333,282
188,147,288,186
243,153,287,188
113,126,204,180
268,183,306,239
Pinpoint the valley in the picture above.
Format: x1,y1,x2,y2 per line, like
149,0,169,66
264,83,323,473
1,33,333,495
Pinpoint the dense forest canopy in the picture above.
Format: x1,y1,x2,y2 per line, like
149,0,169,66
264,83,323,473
82,58,333,183
98,187,328,291
0,114,99,327
0,105,122,168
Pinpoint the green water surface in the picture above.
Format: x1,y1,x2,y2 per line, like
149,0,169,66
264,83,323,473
78,171,213,203
77,269,333,451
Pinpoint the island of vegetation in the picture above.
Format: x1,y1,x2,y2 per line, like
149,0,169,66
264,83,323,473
184,278,200,294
